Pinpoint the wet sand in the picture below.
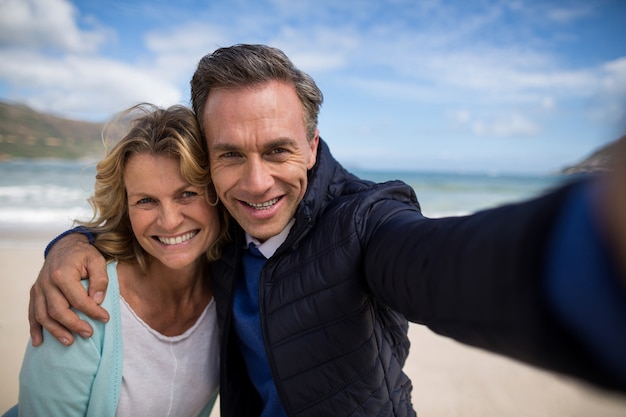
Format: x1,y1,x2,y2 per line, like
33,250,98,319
1,234,625,416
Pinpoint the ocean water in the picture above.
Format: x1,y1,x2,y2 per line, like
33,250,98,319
0,159,567,238
0,159,99,243
353,168,567,216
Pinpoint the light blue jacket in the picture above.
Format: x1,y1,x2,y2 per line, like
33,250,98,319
8,262,215,417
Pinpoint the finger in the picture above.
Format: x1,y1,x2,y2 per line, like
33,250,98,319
28,285,44,347
66,288,110,325
52,265,110,324
30,232,101,344
30,283,74,346
84,249,110,308
47,242,110,323
44,285,94,340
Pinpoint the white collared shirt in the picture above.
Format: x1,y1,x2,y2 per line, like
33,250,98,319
245,219,295,259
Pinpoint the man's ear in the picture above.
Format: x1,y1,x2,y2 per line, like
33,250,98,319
307,130,320,170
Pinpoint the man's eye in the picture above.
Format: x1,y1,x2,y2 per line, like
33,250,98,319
222,151,242,158
217,151,245,165
266,147,290,160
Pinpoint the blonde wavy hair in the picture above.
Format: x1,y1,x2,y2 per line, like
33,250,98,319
77,103,229,272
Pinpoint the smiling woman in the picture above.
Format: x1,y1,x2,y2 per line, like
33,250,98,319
4,103,229,417
123,153,220,281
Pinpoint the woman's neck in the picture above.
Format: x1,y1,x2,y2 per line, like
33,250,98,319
116,259,212,336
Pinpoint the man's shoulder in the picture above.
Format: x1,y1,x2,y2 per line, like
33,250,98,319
335,177,420,209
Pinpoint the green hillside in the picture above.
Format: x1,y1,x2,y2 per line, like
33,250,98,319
561,135,624,174
0,99,622,173
0,101,105,159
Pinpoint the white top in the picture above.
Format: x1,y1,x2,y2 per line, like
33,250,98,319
115,296,220,417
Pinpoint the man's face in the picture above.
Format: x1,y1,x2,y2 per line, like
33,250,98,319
203,80,319,242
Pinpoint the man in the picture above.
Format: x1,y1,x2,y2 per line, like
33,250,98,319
31,44,626,417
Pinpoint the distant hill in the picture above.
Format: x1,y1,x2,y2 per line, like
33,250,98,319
560,135,624,175
0,100,622,173
0,101,105,159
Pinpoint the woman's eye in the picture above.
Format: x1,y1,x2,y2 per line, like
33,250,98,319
137,197,155,205
181,191,198,199
133,197,157,208
177,191,200,203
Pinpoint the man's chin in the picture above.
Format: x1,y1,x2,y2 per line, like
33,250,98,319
243,222,287,243
230,203,293,241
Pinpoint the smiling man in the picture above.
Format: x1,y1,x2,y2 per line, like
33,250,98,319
28,44,626,417
204,80,318,242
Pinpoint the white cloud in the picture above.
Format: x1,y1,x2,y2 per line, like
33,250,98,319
145,22,229,56
601,57,626,96
581,57,626,125
0,49,181,120
540,96,556,110
450,109,541,138
144,18,359,81
272,27,359,72
143,23,232,83
452,109,472,124
360,38,599,101
471,113,541,137
544,4,593,23
0,0,622,160
0,0,184,120
0,0,108,53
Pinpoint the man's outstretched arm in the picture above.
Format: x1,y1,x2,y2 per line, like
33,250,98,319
29,232,109,346
601,136,626,283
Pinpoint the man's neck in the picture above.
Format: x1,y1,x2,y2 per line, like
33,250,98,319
245,219,295,258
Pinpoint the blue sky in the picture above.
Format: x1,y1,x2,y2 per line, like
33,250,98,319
0,0,625,174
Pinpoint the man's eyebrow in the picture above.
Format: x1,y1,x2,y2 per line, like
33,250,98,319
210,138,298,152
264,137,298,149
210,142,240,152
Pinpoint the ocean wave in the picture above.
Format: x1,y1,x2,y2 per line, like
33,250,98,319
0,184,90,206
0,206,92,226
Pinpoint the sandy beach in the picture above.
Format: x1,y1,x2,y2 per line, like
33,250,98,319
1,233,626,416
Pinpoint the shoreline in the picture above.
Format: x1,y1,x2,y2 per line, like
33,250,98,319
1,234,626,415
0,227,65,250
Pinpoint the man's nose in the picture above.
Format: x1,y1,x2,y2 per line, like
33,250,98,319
242,158,274,194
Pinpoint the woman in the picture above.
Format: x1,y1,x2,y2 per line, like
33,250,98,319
8,103,228,416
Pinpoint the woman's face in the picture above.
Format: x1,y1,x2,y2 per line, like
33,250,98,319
124,153,219,272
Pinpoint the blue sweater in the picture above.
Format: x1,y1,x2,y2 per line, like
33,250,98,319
17,262,123,416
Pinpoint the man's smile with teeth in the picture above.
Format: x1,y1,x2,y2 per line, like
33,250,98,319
245,197,279,210
157,230,198,245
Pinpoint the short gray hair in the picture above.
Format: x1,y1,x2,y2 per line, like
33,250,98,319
190,44,323,141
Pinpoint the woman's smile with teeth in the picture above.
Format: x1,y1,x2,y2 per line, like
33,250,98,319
157,231,198,245
246,197,279,210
